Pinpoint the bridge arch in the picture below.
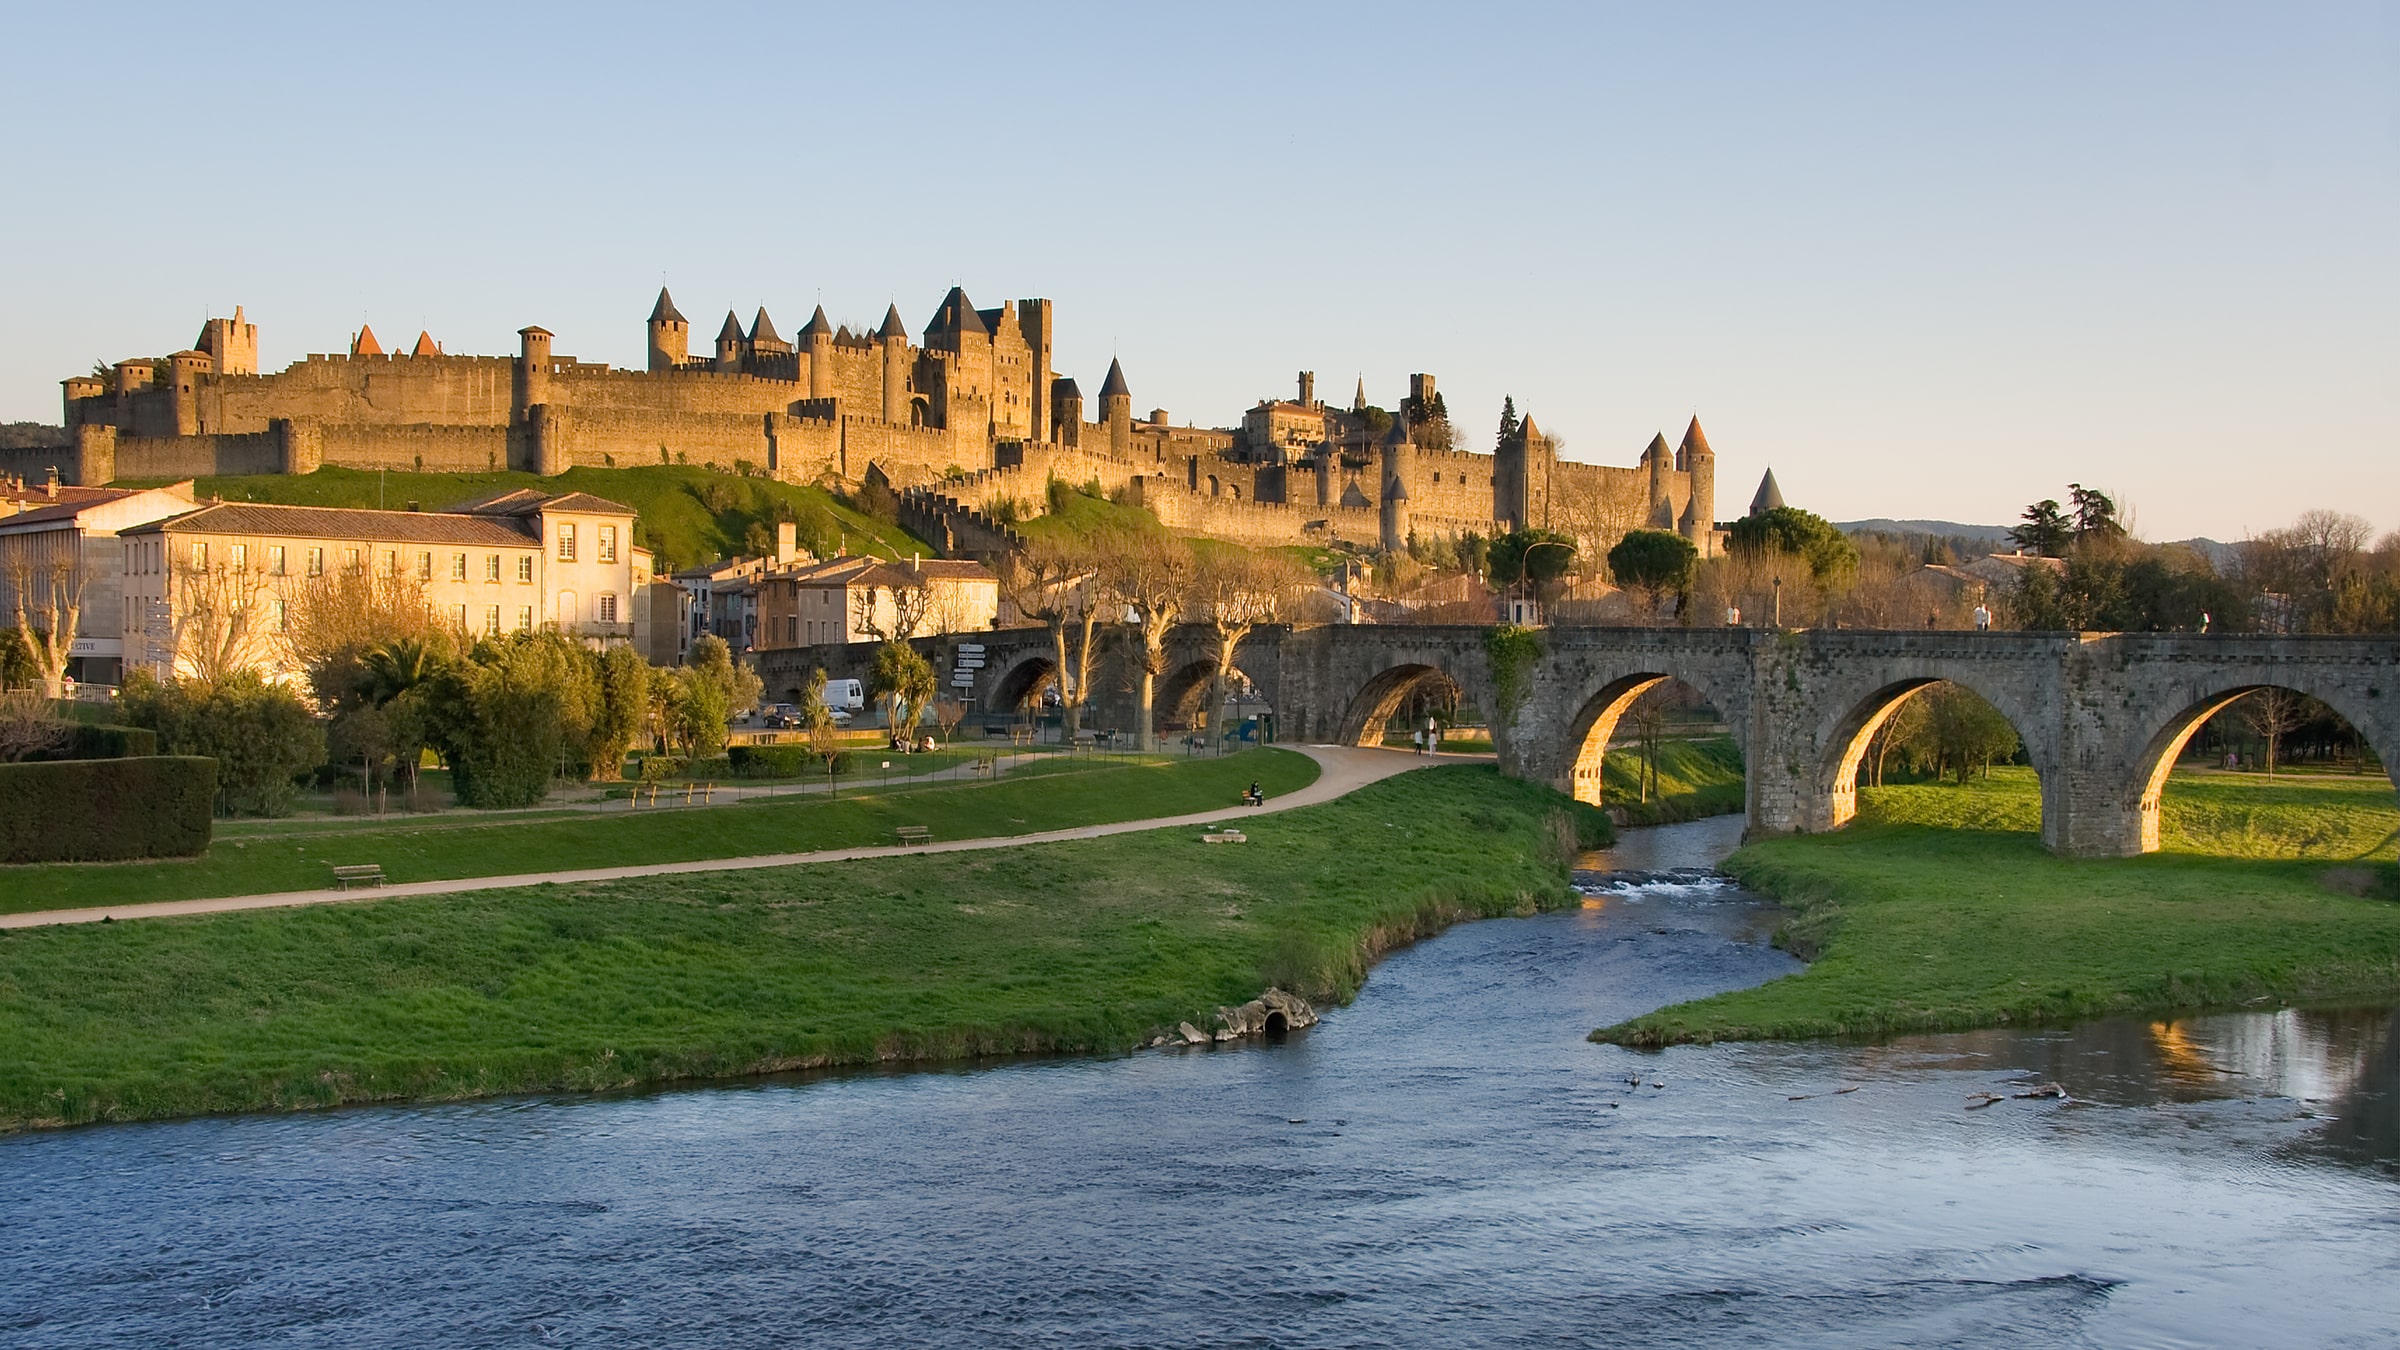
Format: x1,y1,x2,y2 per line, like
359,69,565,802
2117,676,2400,856
1155,656,1265,736
1558,669,1745,807
1335,663,1468,748
985,652,1058,717
1811,673,2061,844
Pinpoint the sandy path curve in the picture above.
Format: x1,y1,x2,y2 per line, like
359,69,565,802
1,746,1463,930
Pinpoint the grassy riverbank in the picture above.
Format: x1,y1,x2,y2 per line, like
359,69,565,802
0,765,1601,1131
0,751,1318,916
1601,735,1746,827
1596,768,2400,1046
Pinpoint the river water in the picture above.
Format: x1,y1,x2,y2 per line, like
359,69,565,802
7,819,2400,1348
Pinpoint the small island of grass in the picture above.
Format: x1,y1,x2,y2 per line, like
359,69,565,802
1596,767,2400,1046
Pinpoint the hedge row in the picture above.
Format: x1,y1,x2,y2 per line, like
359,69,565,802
728,745,854,777
20,724,160,762
0,756,215,863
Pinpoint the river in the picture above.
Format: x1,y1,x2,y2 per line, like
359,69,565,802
6,818,2399,1347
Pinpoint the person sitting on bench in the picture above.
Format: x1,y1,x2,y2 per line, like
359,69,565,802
1243,780,1264,806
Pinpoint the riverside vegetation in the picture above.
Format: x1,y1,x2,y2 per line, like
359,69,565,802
0,764,1606,1131
0,750,1318,916
1598,767,2400,1046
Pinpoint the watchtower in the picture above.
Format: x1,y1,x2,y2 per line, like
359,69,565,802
647,288,688,372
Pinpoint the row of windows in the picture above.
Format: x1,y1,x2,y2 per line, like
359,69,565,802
178,541,541,582
444,593,620,636
555,523,618,563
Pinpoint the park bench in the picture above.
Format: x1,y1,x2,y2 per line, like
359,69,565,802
893,825,933,847
969,757,995,777
330,863,386,890
1201,830,1247,844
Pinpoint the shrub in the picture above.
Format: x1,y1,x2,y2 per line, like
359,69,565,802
638,755,686,783
120,672,323,817
55,724,158,760
0,756,214,862
729,744,813,778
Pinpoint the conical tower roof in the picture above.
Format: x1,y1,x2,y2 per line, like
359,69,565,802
1381,414,1412,447
1645,432,1672,462
1098,357,1129,400
876,303,908,340
351,324,382,357
1352,375,1367,412
1679,415,1712,458
799,305,833,339
749,307,782,345
1052,376,1082,400
1519,414,1542,441
410,330,440,357
925,286,988,338
717,311,745,343
649,287,685,324
1749,469,1786,516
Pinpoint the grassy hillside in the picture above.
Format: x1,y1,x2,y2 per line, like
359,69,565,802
127,465,931,573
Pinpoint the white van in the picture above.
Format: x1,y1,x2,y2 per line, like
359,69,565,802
823,678,866,712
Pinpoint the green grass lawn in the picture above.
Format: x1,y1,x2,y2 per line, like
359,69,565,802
1595,767,2400,1046
126,465,932,573
1600,734,1746,827
0,749,1318,915
0,765,1600,1130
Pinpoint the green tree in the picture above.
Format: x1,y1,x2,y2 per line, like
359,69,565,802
1487,528,1577,600
1496,396,1520,450
122,670,325,817
869,640,937,746
2009,499,2072,557
685,634,763,723
421,632,603,808
1901,683,2022,785
1607,530,1698,616
589,645,650,781
2068,483,2124,542
1725,507,1857,584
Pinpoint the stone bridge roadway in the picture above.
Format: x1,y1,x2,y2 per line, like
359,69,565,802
760,626,2400,858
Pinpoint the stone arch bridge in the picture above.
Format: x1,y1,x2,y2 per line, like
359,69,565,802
760,626,2400,858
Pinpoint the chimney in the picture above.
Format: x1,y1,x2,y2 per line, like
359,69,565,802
43,466,59,499
776,520,797,565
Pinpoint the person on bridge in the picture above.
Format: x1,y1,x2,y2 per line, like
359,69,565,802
1973,604,1991,631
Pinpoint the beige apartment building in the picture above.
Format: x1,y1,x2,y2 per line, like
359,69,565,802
118,489,648,682
0,478,204,687
754,555,997,651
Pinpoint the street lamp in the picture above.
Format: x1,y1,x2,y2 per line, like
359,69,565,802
1519,538,1575,625
1772,575,1782,628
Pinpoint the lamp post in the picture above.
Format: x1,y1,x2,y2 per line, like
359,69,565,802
1520,538,1575,625
1772,575,1782,628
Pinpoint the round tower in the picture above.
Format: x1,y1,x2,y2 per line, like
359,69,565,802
1379,416,1416,555
878,304,910,423
800,305,834,399
647,288,689,372
714,311,745,372
1643,432,1674,528
1098,358,1133,457
1678,416,1716,556
167,350,212,436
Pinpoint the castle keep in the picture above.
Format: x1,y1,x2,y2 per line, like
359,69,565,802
25,289,1717,561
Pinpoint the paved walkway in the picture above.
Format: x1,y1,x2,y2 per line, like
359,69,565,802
2,746,1469,930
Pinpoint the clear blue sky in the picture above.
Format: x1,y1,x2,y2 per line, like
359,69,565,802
4,2,2393,541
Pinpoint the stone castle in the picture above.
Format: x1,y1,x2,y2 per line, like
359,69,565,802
18,288,1718,562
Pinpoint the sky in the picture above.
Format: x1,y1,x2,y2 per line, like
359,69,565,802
2,2,2393,542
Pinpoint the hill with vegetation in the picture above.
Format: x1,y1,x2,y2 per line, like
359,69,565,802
124,466,931,573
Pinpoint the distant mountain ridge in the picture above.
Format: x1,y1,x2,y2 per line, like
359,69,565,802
1839,517,2234,568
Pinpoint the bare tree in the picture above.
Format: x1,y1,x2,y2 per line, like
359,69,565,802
2237,687,2307,774
934,698,966,747
1,540,86,697
283,568,444,706
0,687,69,761
1001,537,1103,737
1865,691,1930,787
851,573,933,642
1106,531,1194,751
172,557,277,685
1191,550,1309,749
